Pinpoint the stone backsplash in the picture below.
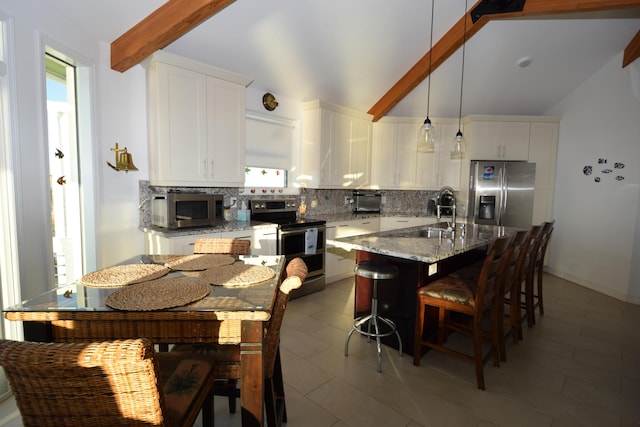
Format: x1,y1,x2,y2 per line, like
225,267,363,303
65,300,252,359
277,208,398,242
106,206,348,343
139,180,443,227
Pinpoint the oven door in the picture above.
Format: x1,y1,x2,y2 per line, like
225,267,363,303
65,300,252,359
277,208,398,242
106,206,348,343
278,225,325,277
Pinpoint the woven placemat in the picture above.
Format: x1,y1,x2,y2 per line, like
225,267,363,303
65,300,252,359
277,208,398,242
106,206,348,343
201,264,275,287
80,264,170,288
105,277,211,311
164,254,236,271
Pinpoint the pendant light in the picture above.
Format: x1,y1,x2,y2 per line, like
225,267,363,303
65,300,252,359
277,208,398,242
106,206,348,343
417,0,436,153
451,0,468,159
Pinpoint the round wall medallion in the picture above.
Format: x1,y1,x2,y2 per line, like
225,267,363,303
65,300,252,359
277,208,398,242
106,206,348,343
262,93,278,111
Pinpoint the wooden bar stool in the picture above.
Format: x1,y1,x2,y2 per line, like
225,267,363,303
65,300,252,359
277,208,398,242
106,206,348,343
345,261,402,372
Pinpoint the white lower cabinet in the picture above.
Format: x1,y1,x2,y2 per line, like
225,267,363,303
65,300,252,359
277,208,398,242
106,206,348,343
144,226,277,256
325,218,380,284
379,216,436,231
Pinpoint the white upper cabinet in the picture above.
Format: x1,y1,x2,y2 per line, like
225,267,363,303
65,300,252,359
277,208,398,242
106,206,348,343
145,51,252,187
529,121,559,223
463,116,531,160
371,118,419,189
300,101,372,189
528,122,559,191
371,117,461,190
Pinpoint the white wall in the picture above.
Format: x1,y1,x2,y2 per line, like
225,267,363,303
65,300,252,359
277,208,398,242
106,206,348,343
0,1,146,298
546,52,640,303
95,41,147,269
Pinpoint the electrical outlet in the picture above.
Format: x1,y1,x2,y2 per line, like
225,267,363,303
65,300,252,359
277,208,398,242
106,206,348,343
344,197,351,205
230,197,237,208
428,263,438,276
381,196,387,204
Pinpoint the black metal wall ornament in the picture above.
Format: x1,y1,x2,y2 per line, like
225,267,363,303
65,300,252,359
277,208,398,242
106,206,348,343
470,0,526,23
582,158,625,183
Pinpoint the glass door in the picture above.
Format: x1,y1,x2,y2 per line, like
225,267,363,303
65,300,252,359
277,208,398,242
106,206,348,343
45,53,83,286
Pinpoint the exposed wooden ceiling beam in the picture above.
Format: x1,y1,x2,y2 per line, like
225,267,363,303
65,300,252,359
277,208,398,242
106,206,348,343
369,0,640,122
623,30,640,67
111,0,236,73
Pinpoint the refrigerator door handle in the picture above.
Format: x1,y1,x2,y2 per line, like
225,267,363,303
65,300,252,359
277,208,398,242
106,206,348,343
496,168,503,226
502,167,509,226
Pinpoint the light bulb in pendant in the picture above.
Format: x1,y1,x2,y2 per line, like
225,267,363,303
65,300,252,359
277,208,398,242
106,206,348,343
450,130,466,159
417,117,436,153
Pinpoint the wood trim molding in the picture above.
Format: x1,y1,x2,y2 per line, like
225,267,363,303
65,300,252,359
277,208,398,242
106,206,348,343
111,0,236,73
623,30,640,67
368,9,486,122
369,0,640,121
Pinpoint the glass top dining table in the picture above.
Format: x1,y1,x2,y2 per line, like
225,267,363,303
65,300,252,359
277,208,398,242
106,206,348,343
4,254,286,427
6,254,285,315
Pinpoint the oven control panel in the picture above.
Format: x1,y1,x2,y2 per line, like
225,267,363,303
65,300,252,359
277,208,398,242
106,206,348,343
249,198,298,213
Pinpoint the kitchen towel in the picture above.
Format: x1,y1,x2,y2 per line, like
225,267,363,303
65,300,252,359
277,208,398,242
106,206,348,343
305,228,318,254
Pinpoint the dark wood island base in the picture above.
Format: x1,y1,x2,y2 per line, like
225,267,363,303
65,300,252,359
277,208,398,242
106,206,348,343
354,248,487,355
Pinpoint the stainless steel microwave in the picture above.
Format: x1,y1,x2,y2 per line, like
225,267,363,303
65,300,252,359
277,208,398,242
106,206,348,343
151,193,223,229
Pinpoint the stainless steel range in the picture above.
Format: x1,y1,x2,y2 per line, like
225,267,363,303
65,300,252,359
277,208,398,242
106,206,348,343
249,198,326,299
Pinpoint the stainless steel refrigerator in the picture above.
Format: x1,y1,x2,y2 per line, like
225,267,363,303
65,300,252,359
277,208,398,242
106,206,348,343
467,160,536,228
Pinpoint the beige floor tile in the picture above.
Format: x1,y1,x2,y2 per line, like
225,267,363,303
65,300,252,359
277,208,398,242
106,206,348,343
2,273,639,427
306,377,413,427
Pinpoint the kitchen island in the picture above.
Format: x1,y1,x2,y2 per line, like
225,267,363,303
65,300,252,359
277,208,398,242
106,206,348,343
328,222,518,354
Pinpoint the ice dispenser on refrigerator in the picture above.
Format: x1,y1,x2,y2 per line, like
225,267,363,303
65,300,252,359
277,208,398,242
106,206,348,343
478,195,496,220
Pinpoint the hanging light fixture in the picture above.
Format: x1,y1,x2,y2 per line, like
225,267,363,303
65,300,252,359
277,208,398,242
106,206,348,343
417,0,436,153
451,0,468,159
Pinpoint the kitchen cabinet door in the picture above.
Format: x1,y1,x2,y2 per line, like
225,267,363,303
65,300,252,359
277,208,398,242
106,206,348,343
528,122,558,190
322,112,351,187
325,218,380,283
379,216,436,231
414,119,461,190
395,122,420,188
252,227,277,255
302,101,372,189
371,120,420,189
465,119,530,161
205,77,246,185
146,53,249,187
370,122,397,188
143,226,275,256
350,117,372,188
325,223,356,283
435,120,463,190
148,62,208,186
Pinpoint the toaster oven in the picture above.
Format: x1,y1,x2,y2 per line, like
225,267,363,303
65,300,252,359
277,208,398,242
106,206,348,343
352,190,382,213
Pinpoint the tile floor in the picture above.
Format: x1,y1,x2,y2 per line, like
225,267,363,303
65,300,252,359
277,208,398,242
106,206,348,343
0,273,639,426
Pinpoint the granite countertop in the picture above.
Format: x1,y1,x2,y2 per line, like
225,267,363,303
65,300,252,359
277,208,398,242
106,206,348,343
140,219,276,237
327,222,518,264
141,213,445,236
321,212,440,223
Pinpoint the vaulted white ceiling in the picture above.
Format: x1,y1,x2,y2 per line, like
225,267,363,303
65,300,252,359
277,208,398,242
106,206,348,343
42,0,640,119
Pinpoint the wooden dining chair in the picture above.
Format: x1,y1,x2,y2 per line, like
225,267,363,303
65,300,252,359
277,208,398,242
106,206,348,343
184,236,252,411
174,257,308,427
445,230,530,361
192,237,251,255
509,225,543,333
498,229,533,358
413,235,514,390
526,220,555,326
0,338,216,427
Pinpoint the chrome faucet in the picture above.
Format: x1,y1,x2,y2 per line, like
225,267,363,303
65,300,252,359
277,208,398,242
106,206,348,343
436,186,456,227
